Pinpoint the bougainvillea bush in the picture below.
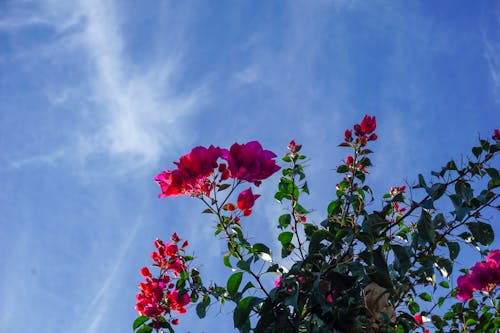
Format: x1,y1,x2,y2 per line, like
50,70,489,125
133,116,500,333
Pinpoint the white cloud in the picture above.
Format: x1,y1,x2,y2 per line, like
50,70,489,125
75,0,205,172
9,149,66,169
234,66,259,84
3,0,205,174
483,32,500,102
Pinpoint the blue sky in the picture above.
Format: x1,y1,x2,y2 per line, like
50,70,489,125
0,1,499,332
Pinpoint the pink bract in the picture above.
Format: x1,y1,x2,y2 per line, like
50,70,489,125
237,188,261,216
456,274,474,301
222,141,280,185
360,115,376,135
456,249,500,301
155,145,223,197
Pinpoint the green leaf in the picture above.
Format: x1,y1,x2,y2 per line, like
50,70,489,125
252,243,270,255
278,214,291,228
472,146,482,158
408,301,420,314
309,230,332,254
274,191,288,202
486,167,500,180
223,253,232,268
418,174,428,189
359,157,372,167
436,257,453,278
467,221,494,245
417,209,435,243
236,257,253,272
439,281,450,288
301,181,310,194
136,325,153,333
455,181,473,202
278,231,293,245
196,295,210,318
447,241,460,261
443,311,454,320
466,318,477,326
241,281,255,294
227,272,243,297
488,178,500,190
133,316,149,330
337,165,349,173
294,203,308,214
233,296,263,329
419,292,432,302
392,245,411,274
218,183,231,191
429,183,447,200
327,200,341,215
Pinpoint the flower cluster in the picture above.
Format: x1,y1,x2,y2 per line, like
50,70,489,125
389,185,407,215
135,233,190,327
155,141,280,198
456,249,500,301
344,115,377,145
155,146,223,197
222,141,281,186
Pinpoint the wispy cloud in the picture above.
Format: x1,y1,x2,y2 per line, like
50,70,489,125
482,32,500,103
8,148,66,169
2,0,205,174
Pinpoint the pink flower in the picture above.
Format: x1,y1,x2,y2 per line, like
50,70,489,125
456,274,475,301
171,233,180,242
167,289,191,314
346,155,354,165
222,141,280,185
165,243,178,256
237,188,261,216
470,261,496,291
487,249,500,264
353,124,362,136
360,115,376,135
140,267,151,278
155,145,223,197
344,129,353,142
456,251,500,301
413,313,423,324
274,275,282,288
493,129,500,140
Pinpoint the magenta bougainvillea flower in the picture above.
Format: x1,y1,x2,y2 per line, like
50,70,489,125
344,129,353,142
456,249,500,301
360,115,376,135
136,234,191,327
274,275,282,288
345,115,378,147
166,289,191,314
237,188,261,216
155,145,223,197
222,141,280,186
493,129,500,140
155,141,280,198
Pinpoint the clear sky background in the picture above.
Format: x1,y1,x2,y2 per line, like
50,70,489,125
1,1,499,332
